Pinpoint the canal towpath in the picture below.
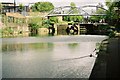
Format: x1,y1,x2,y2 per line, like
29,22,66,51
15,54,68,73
89,37,120,79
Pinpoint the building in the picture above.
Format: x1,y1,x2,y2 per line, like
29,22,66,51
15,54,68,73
1,2,29,14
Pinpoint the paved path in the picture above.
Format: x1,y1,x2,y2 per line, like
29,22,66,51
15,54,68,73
107,38,119,79
89,38,120,79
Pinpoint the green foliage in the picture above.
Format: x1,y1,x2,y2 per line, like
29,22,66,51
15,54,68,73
63,16,83,22
89,2,106,22
28,23,40,29
31,2,54,12
28,17,43,26
4,27,13,34
105,4,117,24
89,8,106,22
18,4,24,12
99,25,111,35
105,0,113,8
2,27,14,36
49,17,58,23
42,19,52,28
28,23,40,36
42,19,50,24
90,16,105,22
105,0,120,32
96,8,106,14
70,2,79,14
70,2,76,7
63,16,70,21
68,43,78,49
0,29,2,37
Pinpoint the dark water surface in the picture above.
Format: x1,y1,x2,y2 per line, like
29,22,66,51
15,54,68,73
2,35,108,78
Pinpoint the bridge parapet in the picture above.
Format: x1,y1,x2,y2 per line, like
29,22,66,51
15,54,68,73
47,5,107,17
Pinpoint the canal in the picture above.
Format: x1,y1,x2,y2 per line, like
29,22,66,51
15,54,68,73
2,35,107,79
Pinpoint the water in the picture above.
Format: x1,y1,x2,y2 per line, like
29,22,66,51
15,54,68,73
2,35,108,78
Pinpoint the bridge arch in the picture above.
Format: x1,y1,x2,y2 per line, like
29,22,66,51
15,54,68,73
47,5,107,16
48,6,82,15
82,5,107,11
46,5,108,35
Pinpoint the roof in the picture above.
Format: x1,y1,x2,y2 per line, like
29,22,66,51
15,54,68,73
1,2,14,4
6,12,26,18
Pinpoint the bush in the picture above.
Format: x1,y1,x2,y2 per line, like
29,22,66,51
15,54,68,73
28,23,40,29
2,27,14,36
42,19,52,28
28,17,43,26
49,17,58,23
63,16,83,22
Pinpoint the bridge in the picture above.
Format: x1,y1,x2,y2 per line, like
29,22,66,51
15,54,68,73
47,5,107,17
46,5,108,35
47,14,106,17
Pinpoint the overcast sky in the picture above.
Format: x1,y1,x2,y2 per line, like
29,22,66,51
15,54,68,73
0,0,110,14
1,0,107,7
0,0,106,3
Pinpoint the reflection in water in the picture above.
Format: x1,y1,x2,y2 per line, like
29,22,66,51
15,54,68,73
2,36,107,78
2,44,25,52
68,43,79,49
2,43,54,53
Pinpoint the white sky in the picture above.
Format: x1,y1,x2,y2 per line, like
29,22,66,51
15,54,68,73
0,0,109,14
1,0,106,6
0,0,106,3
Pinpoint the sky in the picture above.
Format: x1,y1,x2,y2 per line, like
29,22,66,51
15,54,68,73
0,0,109,13
0,0,106,3
1,0,107,7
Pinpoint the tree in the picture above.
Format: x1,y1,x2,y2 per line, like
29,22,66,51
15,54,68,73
90,9,106,22
89,2,107,23
31,2,54,12
42,19,52,28
63,2,83,22
63,15,83,22
28,23,40,36
98,3,104,8
105,0,120,31
70,2,78,14
49,17,58,23
105,0,113,8
70,2,76,7
18,4,24,12
96,8,106,14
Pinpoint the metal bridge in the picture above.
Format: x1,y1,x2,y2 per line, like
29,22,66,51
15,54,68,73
47,14,106,17
47,5,108,35
47,5,107,17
